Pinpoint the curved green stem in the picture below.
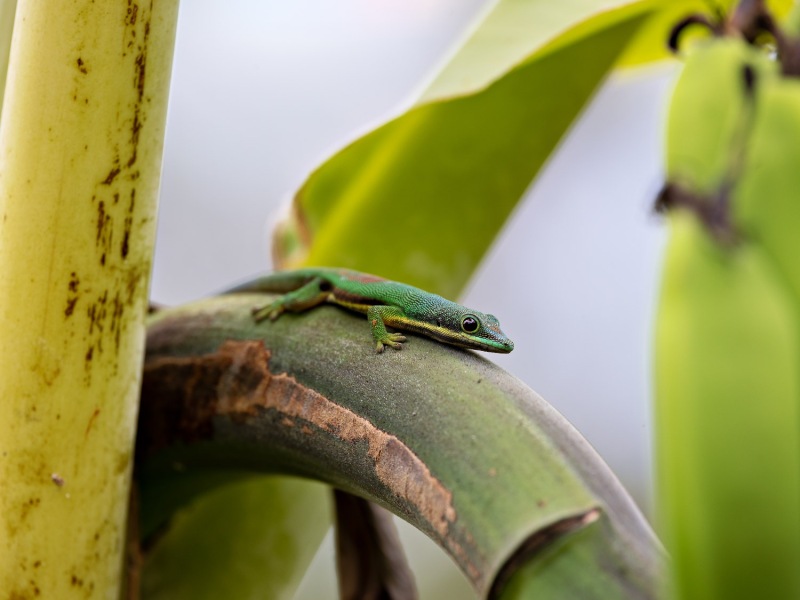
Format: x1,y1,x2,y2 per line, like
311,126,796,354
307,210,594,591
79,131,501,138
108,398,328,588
138,293,664,598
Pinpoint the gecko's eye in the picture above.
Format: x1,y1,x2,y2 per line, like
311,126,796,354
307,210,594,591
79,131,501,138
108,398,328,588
461,315,479,333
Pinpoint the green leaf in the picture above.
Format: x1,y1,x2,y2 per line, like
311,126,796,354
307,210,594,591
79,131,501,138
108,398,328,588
141,476,330,600
656,36,800,599
664,38,776,196
736,77,800,308
655,216,800,599
278,1,656,298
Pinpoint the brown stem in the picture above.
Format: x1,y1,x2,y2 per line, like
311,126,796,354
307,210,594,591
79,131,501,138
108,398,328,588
334,490,418,600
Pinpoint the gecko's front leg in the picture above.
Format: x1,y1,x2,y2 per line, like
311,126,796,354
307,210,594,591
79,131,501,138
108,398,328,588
252,277,330,322
366,305,407,353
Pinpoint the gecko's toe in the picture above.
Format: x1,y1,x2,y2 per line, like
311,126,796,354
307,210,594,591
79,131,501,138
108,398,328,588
376,336,404,352
252,304,282,323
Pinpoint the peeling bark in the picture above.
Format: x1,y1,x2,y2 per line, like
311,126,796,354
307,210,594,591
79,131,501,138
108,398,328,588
139,340,464,565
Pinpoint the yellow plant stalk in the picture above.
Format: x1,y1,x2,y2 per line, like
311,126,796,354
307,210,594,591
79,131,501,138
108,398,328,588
0,1,179,597
0,0,17,119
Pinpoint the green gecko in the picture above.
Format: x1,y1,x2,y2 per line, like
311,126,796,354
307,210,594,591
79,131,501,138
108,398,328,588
228,268,514,354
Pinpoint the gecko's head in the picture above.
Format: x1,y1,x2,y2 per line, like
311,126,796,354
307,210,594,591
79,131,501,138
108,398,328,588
424,307,514,353
457,311,514,353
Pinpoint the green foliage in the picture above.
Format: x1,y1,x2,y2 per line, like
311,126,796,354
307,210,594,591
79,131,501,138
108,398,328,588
665,39,776,195
657,216,800,599
142,477,330,600
656,15,800,598
736,77,800,306
278,1,657,298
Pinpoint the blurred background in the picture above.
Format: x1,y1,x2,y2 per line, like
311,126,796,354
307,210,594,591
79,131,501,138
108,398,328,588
151,0,674,596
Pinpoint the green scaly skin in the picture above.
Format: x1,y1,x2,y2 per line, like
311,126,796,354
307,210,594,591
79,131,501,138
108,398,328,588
226,268,514,354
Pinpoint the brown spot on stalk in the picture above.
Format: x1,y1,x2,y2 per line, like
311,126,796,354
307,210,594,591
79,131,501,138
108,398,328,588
102,167,120,185
121,190,135,260
96,201,107,244
127,3,139,26
85,408,100,436
65,272,80,317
